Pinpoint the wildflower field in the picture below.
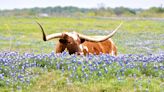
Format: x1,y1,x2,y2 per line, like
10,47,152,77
0,17,164,92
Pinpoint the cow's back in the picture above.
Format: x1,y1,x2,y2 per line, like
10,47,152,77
82,38,117,55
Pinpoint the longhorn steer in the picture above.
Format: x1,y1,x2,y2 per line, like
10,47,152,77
36,22,122,55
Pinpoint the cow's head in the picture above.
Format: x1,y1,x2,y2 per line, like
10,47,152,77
58,32,83,54
36,22,122,54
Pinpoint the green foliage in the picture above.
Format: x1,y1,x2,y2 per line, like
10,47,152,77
114,7,136,16
0,6,164,17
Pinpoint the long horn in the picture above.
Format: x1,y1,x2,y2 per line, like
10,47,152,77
36,21,62,41
78,22,123,42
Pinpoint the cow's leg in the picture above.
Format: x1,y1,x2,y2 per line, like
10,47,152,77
55,42,66,53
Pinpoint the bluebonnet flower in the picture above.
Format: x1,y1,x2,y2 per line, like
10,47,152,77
56,63,60,69
62,67,65,73
98,71,102,76
77,60,82,65
104,67,108,73
72,59,76,63
0,50,164,90
67,66,71,71
73,66,77,71
84,72,88,79
0,73,4,79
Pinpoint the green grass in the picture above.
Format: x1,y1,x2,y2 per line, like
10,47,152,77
0,16,164,54
25,71,162,92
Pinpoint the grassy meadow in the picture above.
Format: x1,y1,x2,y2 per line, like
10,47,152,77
0,16,164,92
0,17,164,54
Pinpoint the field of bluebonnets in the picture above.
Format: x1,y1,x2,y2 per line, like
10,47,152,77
0,17,164,92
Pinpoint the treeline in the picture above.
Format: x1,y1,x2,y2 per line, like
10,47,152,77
0,6,164,17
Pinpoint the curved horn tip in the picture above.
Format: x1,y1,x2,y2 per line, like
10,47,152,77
43,37,47,41
35,21,47,41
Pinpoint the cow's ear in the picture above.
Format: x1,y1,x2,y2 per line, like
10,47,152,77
77,34,85,43
59,39,67,44
80,39,85,43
